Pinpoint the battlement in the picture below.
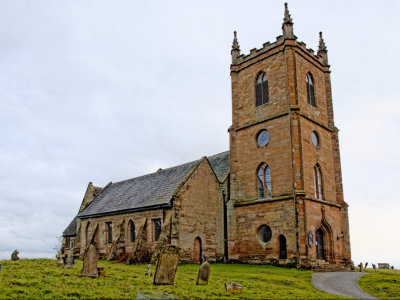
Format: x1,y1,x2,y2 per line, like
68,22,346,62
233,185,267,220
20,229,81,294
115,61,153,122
231,3,328,68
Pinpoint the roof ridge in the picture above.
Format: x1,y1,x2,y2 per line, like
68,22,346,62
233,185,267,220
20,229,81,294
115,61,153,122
206,150,229,158
113,158,201,185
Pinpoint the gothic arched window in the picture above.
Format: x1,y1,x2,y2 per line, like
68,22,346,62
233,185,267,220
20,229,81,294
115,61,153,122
314,164,323,200
257,163,272,199
306,72,316,107
129,220,136,243
256,72,269,106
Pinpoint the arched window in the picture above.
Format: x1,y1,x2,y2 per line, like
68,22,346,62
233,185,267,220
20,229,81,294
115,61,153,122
106,222,113,244
85,222,91,245
306,72,316,107
313,164,323,200
257,163,272,199
129,220,136,243
256,72,269,106
279,235,287,259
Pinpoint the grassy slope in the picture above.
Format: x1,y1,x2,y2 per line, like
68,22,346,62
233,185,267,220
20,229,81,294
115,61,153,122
358,268,400,299
0,259,348,299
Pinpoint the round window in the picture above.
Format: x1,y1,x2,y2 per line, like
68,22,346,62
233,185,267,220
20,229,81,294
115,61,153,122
257,130,270,147
311,131,320,147
258,225,272,243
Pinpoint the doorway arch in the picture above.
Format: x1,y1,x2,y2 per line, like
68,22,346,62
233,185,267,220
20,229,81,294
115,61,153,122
279,235,287,259
193,237,202,263
316,228,325,259
316,218,334,261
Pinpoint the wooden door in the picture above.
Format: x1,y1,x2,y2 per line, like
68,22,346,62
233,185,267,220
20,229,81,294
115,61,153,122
279,235,287,259
193,237,202,263
316,228,325,260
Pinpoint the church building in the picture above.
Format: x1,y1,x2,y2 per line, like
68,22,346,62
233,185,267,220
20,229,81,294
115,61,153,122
62,3,352,270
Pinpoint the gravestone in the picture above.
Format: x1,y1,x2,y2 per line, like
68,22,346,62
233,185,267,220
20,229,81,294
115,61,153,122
372,263,376,269
378,263,389,269
358,262,363,272
153,245,180,285
196,261,210,285
64,253,75,268
364,262,368,268
145,264,152,276
11,250,20,261
225,281,242,294
80,244,99,278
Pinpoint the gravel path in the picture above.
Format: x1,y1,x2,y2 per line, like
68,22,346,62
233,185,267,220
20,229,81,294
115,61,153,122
312,272,378,299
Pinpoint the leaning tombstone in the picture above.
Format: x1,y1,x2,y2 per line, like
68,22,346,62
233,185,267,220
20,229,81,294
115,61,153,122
225,282,242,294
153,245,180,285
372,263,376,270
64,253,75,268
145,264,152,276
365,262,368,268
196,261,210,285
11,250,20,261
359,262,363,272
80,244,99,278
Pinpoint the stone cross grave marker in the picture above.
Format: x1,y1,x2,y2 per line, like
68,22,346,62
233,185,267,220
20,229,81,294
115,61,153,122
196,261,210,285
153,245,180,285
80,244,99,278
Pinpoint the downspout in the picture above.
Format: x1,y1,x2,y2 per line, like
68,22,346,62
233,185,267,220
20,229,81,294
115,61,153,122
222,190,228,263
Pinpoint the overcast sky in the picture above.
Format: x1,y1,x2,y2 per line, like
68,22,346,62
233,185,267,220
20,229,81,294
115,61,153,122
0,0,399,267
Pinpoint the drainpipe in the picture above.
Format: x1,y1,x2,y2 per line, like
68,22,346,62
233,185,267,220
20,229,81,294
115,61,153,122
223,190,228,263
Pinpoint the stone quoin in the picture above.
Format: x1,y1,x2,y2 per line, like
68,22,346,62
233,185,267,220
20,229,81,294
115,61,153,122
61,3,352,270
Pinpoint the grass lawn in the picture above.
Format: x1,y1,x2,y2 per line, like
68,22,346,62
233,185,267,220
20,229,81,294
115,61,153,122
358,268,400,299
0,259,349,299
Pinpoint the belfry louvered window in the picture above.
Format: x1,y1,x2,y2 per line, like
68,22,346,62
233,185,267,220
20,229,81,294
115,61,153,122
257,163,272,199
313,164,323,200
306,72,316,107
256,72,269,106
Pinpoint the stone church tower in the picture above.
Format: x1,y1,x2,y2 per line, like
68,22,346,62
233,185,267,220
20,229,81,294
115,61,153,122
228,3,351,269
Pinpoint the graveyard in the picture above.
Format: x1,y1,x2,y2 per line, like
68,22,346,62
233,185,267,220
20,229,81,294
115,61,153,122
0,258,399,299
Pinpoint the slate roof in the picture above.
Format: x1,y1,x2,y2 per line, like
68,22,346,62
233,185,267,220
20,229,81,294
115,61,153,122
63,217,78,237
77,151,230,219
208,151,230,182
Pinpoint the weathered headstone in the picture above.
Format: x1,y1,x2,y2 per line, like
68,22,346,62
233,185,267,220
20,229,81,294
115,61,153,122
358,262,363,272
364,262,368,268
378,263,390,269
80,244,99,278
225,281,242,294
11,250,19,261
153,245,180,285
372,263,376,270
64,253,75,268
196,261,210,285
145,264,152,276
